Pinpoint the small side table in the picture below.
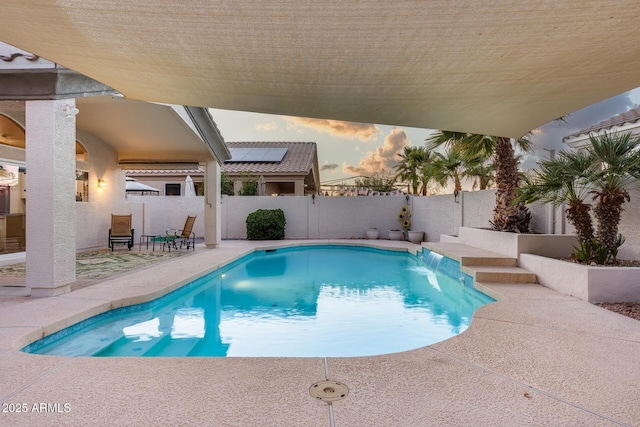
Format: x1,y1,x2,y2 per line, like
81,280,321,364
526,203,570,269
139,234,163,251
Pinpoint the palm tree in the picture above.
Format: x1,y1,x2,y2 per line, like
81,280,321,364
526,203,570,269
433,148,464,192
426,131,532,232
462,156,494,191
588,132,640,253
419,161,440,195
516,150,596,242
516,131,640,263
394,146,434,194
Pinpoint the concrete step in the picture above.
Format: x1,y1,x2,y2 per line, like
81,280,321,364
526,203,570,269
0,286,30,297
461,265,537,283
422,242,517,267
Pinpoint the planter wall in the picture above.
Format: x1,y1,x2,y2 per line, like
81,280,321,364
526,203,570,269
519,253,640,303
458,226,578,259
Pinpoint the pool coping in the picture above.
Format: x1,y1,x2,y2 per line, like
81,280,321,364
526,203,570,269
1,239,639,426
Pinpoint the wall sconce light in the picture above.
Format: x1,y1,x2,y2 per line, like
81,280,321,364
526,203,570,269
97,179,106,188
454,190,460,203
64,104,80,120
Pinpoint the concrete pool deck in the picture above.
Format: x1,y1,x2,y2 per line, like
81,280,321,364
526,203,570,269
0,239,639,426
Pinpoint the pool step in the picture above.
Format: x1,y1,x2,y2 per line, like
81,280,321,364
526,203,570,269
92,334,162,357
143,335,202,357
461,265,537,284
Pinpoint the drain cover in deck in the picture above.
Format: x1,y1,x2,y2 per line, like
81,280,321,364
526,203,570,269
309,380,349,402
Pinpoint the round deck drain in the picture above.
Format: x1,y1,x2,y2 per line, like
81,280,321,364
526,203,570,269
309,380,349,403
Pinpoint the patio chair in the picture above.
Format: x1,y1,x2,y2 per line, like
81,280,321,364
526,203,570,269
108,214,134,251
164,215,196,251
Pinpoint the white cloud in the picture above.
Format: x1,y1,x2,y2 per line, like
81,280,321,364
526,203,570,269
343,128,409,175
256,122,278,131
282,116,381,142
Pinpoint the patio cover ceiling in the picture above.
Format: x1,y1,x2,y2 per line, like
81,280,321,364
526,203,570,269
3,1,640,138
75,96,217,164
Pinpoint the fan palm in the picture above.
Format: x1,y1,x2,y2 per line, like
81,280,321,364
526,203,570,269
426,131,532,232
516,150,596,242
462,156,494,191
419,161,440,195
588,132,640,253
394,146,434,194
433,148,464,192
517,131,640,263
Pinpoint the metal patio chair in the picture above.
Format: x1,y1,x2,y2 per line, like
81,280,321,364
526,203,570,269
164,215,196,251
108,214,134,251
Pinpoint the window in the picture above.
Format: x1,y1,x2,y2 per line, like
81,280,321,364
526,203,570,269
165,183,181,196
75,171,89,202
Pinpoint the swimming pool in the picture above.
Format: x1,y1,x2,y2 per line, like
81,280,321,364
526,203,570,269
23,245,493,357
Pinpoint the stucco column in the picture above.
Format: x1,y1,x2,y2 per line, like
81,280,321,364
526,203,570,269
25,99,77,297
204,160,221,248
294,180,305,196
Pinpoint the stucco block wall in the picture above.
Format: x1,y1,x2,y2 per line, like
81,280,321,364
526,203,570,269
411,194,459,240
618,188,640,260
315,196,406,239
126,194,205,237
461,190,495,230
220,195,406,240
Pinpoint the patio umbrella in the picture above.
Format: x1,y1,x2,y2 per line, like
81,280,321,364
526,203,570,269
0,166,18,187
185,175,196,197
125,177,160,195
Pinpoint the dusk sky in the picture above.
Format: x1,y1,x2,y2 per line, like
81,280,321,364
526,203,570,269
209,87,640,187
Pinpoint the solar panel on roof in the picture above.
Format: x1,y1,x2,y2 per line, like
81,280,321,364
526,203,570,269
225,147,288,163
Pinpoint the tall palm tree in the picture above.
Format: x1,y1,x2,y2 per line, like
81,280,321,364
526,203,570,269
433,148,464,192
419,161,440,195
426,131,532,232
394,146,434,194
462,156,494,191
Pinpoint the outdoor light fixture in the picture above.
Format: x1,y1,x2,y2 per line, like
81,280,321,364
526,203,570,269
454,190,460,203
97,179,105,188
64,104,79,120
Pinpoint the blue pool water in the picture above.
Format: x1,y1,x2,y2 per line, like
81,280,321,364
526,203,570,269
24,245,493,357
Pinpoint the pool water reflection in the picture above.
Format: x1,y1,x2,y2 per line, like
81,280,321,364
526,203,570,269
24,245,493,357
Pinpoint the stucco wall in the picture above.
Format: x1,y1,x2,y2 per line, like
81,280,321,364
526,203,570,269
74,129,142,251
220,195,407,239
126,195,204,237
618,188,640,260
461,190,495,230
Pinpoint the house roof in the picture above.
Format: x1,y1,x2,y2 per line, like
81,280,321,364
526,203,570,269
125,166,205,177
564,107,640,141
221,142,317,176
4,1,640,138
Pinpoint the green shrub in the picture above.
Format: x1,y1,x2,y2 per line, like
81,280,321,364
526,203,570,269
237,172,258,196
220,171,234,196
246,209,286,240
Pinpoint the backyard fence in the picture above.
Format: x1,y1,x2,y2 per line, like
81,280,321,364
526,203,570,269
123,188,640,260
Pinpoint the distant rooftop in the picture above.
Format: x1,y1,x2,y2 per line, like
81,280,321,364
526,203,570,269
221,142,317,175
564,107,640,141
